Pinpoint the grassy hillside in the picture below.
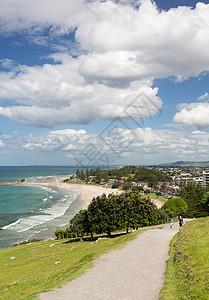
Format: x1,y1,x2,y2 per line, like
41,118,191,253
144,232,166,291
161,160,209,167
0,231,143,300
160,217,209,300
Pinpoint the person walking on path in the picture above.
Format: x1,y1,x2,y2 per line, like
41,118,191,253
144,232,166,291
170,218,173,229
179,216,183,229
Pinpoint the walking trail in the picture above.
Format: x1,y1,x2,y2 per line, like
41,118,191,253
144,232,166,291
39,220,190,300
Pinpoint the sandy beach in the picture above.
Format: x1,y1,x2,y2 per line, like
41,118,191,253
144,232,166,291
0,176,164,209
0,176,122,210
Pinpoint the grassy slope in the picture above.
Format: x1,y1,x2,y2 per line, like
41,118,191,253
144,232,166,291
0,230,143,300
160,217,209,300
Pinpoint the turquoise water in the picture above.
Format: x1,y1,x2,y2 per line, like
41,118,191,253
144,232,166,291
0,167,82,250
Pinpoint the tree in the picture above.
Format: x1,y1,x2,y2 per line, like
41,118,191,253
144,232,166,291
56,192,161,240
70,210,90,241
162,198,188,216
201,192,209,215
149,174,158,188
55,228,65,240
122,183,132,190
112,182,120,188
132,186,143,192
80,169,86,180
156,192,161,197
86,169,90,182
180,181,205,217
87,193,118,236
95,168,101,184
76,168,80,179
103,173,109,183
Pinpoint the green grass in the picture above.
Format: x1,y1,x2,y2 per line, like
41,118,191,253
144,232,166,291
146,192,167,203
0,230,143,300
160,217,209,300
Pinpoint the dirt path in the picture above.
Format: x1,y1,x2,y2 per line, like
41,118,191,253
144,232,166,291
39,220,190,300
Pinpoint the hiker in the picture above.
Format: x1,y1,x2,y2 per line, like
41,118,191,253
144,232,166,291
179,216,183,229
170,218,173,229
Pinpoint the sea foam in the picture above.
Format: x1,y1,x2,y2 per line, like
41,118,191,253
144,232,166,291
3,193,77,233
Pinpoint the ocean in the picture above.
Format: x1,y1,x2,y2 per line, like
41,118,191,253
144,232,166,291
0,166,83,250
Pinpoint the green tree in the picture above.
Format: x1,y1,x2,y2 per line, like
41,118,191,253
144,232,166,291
80,169,86,180
86,169,89,182
95,168,101,184
201,192,209,215
87,193,118,237
70,210,90,241
103,173,109,183
76,168,80,179
122,183,132,190
162,198,188,216
112,182,120,188
180,181,205,217
55,228,65,240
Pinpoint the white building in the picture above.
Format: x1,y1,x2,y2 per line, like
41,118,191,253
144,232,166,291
203,171,209,186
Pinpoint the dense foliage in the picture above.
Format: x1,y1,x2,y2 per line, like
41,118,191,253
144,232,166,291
74,166,171,185
55,192,167,240
179,181,209,217
162,198,188,216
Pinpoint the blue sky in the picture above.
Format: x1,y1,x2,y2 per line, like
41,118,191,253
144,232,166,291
1,0,209,166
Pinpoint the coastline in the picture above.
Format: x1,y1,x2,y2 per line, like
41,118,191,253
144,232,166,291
0,177,163,209
0,176,121,210
0,177,121,248
0,177,163,247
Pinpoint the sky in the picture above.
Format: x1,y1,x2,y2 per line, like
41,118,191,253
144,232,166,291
1,0,209,166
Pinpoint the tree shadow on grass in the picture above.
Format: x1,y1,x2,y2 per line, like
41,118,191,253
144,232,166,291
63,231,129,244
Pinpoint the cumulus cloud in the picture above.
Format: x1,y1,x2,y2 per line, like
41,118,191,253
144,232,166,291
1,1,209,128
0,54,162,127
173,102,209,129
11,126,207,165
23,129,88,150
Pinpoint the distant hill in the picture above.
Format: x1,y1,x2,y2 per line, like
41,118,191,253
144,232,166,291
160,161,209,167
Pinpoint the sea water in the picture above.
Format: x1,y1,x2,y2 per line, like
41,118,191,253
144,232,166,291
0,166,82,249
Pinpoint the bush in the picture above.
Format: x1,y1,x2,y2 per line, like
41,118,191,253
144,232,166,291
112,182,120,188
122,183,132,190
132,186,143,192
156,192,162,197
55,229,65,240
163,198,188,216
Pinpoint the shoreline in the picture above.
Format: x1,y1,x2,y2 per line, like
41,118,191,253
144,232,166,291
0,177,122,244
0,176,121,210
0,177,163,247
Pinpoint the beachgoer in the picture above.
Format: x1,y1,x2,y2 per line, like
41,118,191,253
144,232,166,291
170,218,173,229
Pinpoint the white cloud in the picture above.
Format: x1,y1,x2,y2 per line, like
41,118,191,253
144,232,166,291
173,102,209,128
197,92,209,101
77,1,209,81
0,140,5,148
23,129,87,150
1,1,209,128
10,126,207,165
0,54,162,127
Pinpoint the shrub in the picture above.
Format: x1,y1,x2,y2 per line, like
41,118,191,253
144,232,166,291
112,182,120,188
163,198,188,216
122,183,132,190
55,229,65,240
132,186,143,192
